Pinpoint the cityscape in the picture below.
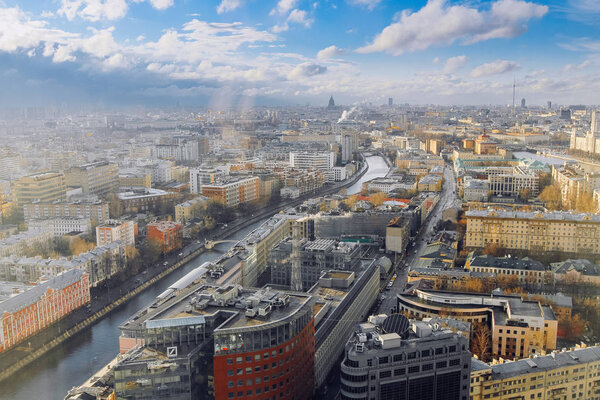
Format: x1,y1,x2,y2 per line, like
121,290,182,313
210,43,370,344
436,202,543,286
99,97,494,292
0,1,600,400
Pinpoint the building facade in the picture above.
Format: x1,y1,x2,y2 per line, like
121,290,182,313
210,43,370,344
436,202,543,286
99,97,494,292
65,161,119,197
96,219,137,247
0,269,90,352
147,221,182,254
289,151,335,171
340,315,472,400
23,200,109,224
465,209,600,255
12,171,67,206
200,176,259,208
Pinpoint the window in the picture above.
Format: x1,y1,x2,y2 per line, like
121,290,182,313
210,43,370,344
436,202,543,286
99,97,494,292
393,354,403,362
423,364,433,371
408,366,420,374
380,371,392,378
227,358,234,365
380,356,389,364
394,368,405,376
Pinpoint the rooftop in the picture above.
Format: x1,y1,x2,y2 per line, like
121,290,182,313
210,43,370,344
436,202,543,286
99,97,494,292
466,209,600,222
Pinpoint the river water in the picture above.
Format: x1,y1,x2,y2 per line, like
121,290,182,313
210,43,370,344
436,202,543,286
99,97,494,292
0,155,389,400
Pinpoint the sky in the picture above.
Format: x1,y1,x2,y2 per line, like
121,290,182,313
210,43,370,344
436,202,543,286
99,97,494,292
0,0,598,108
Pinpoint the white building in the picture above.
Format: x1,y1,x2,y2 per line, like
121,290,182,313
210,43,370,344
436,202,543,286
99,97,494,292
341,133,357,163
28,217,92,236
463,179,489,202
289,151,335,171
96,219,136,247
189,167,226,194
323,167,347,183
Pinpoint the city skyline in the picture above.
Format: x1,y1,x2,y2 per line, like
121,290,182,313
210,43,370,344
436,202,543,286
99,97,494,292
0,0,599,107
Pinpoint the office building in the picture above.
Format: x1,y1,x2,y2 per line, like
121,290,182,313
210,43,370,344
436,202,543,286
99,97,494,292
397,289,557,359
289,151,335,171
115,284,315,400
470,346,600,400
189,167,226,194
488,166,539,197
465,209,600,255
342,134,357,163
0,269,90,352
96,219,137,247
23,200,109,224
28,217,92,236
116,187,179,213
12,171,67,206
340,315,471,400
269,238,364,291
65,161,119,197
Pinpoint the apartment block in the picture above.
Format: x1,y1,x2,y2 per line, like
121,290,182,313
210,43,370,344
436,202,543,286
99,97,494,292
146,220,182,254
466,254,546,285
12,171,67,206
23,200,109,224
465,209,600,254
200,176,259,208
175,196,208,222
470,346,600,400
289,151,335,170
96,219,137,247
189,167,226,194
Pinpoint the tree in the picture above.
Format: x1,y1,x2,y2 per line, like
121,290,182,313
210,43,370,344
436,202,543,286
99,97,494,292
369,191,388,207
538,185,562,210
575,191,596,213
108,193,123,218
519,188,532,201
472,322,492,362
558,313,586,341
482,243,507,257
538,173,552,192
205,200,235,224
69,237,95,256
345,194,359,208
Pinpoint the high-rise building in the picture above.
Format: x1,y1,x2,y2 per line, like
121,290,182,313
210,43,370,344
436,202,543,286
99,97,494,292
521,98,526,108
547,100,552,110
116,284,315,400
65,161,119,197
328,96,335,109
12,171,67,206
342,134,357,163
388,97,393,106
340,315,471,400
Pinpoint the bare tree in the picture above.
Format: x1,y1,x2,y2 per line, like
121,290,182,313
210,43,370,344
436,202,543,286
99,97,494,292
472,322,492,362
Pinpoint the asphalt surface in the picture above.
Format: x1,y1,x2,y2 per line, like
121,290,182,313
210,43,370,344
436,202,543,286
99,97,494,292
376,163,459,315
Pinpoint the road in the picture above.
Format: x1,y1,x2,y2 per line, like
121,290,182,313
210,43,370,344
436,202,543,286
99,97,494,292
376,163,459,315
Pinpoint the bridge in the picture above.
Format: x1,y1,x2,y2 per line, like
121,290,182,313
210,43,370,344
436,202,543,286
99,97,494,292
204,239,239,250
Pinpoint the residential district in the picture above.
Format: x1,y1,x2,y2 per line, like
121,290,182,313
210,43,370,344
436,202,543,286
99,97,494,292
1,101,600,400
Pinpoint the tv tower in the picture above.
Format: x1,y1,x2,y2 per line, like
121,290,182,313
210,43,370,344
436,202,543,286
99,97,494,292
512,77,516,116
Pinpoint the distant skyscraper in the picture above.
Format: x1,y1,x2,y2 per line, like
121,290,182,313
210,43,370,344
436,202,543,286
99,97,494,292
342,133,357,163
592,110,599,134
547,101,552,110
388,97,393,106
328,96,335,109
521,98,526,108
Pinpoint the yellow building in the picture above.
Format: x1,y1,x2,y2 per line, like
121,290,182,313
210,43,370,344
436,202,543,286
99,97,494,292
65,161,118,197
470,346,600,400
119,174,152,188
12,171,67,206
465,209,600,255
174,196,208,222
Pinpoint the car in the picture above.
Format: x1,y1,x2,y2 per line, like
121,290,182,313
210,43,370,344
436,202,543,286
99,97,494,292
163,261,168,266
178,253,183,257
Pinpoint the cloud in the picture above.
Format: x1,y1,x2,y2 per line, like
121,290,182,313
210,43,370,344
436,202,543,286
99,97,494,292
348,0,381,10
271,9,313,32
443,55,468,73
217,0,245,14
561,60,592,73
317,45,345,59
433,57,440,64
356,0,548,55
58,0,129,21
471,59,520,78
270,0,299,16
148,0,174,10
287,62,327,79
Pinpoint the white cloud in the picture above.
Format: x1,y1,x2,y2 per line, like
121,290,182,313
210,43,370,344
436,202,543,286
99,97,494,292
271,9,313,32
433,57,440,64
356,0,548,55
217,0,245,14
443,55,468,73
287,62,327,80
348,0,381,10
58,0,129,21
148,0,174,10
317,45,345,59
561,60,592,73
270,0,299,16
471,59,520,78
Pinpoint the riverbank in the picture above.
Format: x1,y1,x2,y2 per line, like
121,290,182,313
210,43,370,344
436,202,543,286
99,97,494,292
0,153,374,384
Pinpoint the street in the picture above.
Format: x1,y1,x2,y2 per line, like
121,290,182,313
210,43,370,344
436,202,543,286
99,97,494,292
376,163,459,315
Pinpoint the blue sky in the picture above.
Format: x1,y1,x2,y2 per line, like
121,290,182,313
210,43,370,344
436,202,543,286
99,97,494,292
0,0,598,107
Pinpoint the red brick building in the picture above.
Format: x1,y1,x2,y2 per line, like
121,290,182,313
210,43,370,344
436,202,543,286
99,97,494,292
146,220,182,254
0,269,90,352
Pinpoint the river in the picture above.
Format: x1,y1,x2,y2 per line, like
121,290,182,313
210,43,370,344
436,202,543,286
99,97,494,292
0,155,389,400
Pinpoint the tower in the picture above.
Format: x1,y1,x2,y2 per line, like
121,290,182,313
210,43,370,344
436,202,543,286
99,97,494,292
521,98,526,108
328,96,335,109
290,220,302,291
388,97,393,107
592,110,599,134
